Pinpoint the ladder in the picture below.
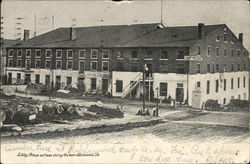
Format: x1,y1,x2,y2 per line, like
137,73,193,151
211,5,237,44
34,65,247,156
122,73,142,99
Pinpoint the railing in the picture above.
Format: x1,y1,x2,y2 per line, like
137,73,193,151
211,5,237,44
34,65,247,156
121,72,142,99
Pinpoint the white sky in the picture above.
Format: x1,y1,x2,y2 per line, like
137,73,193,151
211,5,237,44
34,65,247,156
1,0,250,51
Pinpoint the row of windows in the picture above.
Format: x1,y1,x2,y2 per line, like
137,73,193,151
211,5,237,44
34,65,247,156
196,63,247,73
8,49,109,59
8,49,188,60
7,59,109,71
201,46,247,57
206,77,246,94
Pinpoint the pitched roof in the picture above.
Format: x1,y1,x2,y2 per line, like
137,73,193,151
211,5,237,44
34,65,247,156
2,39,22,47
14,23,224,48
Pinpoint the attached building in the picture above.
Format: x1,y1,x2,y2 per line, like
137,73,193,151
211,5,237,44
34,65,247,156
5,23,249,108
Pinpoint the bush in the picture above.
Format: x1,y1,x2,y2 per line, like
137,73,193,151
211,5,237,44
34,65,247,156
205,99,221,111
227,99,249,112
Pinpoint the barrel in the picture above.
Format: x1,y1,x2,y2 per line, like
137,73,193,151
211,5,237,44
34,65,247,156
53,103,64,114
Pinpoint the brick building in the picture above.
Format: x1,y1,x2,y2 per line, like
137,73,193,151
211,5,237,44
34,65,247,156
5,23,249,108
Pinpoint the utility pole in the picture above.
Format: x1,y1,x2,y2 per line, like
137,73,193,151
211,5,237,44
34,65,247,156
142,63,146,111
156,87,159,117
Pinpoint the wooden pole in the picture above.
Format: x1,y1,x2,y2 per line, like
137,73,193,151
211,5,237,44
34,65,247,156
143,64,145,111
156,87,159,117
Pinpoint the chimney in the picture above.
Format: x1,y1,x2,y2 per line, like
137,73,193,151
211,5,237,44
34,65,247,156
238,33,243,44
70,27,76,40
23,30,29,41
198,23,204,39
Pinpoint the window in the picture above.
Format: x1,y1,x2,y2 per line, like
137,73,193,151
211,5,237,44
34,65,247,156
216,47,219,57
243,64,246,71
8,49,13,57
26,49,31,58
131,62,137,72
17,49,22,57
116,80,123,93
231,78,233,90
238,77,240,88
224,79,227,91
176,63,185,74
91,78,97,90
8,59,13,67
35,49,41,57
215,64,219,72
197,81,201,88
46,49,51,58
67,61,73,69
102,61,109,71
56,60,61,69
66,77,72,86
160,83,168,96
238,94,241,99
79,61,85,73
17,73,21,83
56,50,62,58
26,59,31,69
197,46,201,55
231,49,234,57
91,50,98,59
243,77,246,88
223,98,226,104
67,50,73,58
102,79,108,91
237,49,240,57
231,64,234,71
24,74,31,85
237,64,240,71
207,47,211,56
17,59,22,67
207,80,210,94
45,60,51,68
102,50,109,59
35,60,41,68
45,75,50,86
215,80,219,93
224,49,227,56
223,64,227,72
117,51,123,58
146,50,153,59
35,74,40,84
91,61,97,71
243,50,246,57
160,63,168,73
197,63,200,73
131,50,138,59
216,36,220,42
117,61,123,71
161,51,168,59
224,33,227,42
207,64,210,73
79,50,85,59
177,50,184,59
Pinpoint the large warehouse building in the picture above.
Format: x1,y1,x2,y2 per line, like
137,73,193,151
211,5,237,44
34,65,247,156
5,23,249,108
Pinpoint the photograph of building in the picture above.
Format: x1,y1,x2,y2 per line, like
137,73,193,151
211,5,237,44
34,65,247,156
5,23,249,108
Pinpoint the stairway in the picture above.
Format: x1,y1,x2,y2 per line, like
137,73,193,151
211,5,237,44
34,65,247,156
121,73,142,99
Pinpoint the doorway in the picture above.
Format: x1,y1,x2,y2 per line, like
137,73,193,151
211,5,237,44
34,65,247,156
8,73,12,84
176,88,184,104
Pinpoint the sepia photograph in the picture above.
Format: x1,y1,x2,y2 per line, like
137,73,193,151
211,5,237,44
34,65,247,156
0,0,249,163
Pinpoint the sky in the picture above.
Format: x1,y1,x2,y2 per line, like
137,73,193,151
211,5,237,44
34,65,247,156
1,0,250,51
